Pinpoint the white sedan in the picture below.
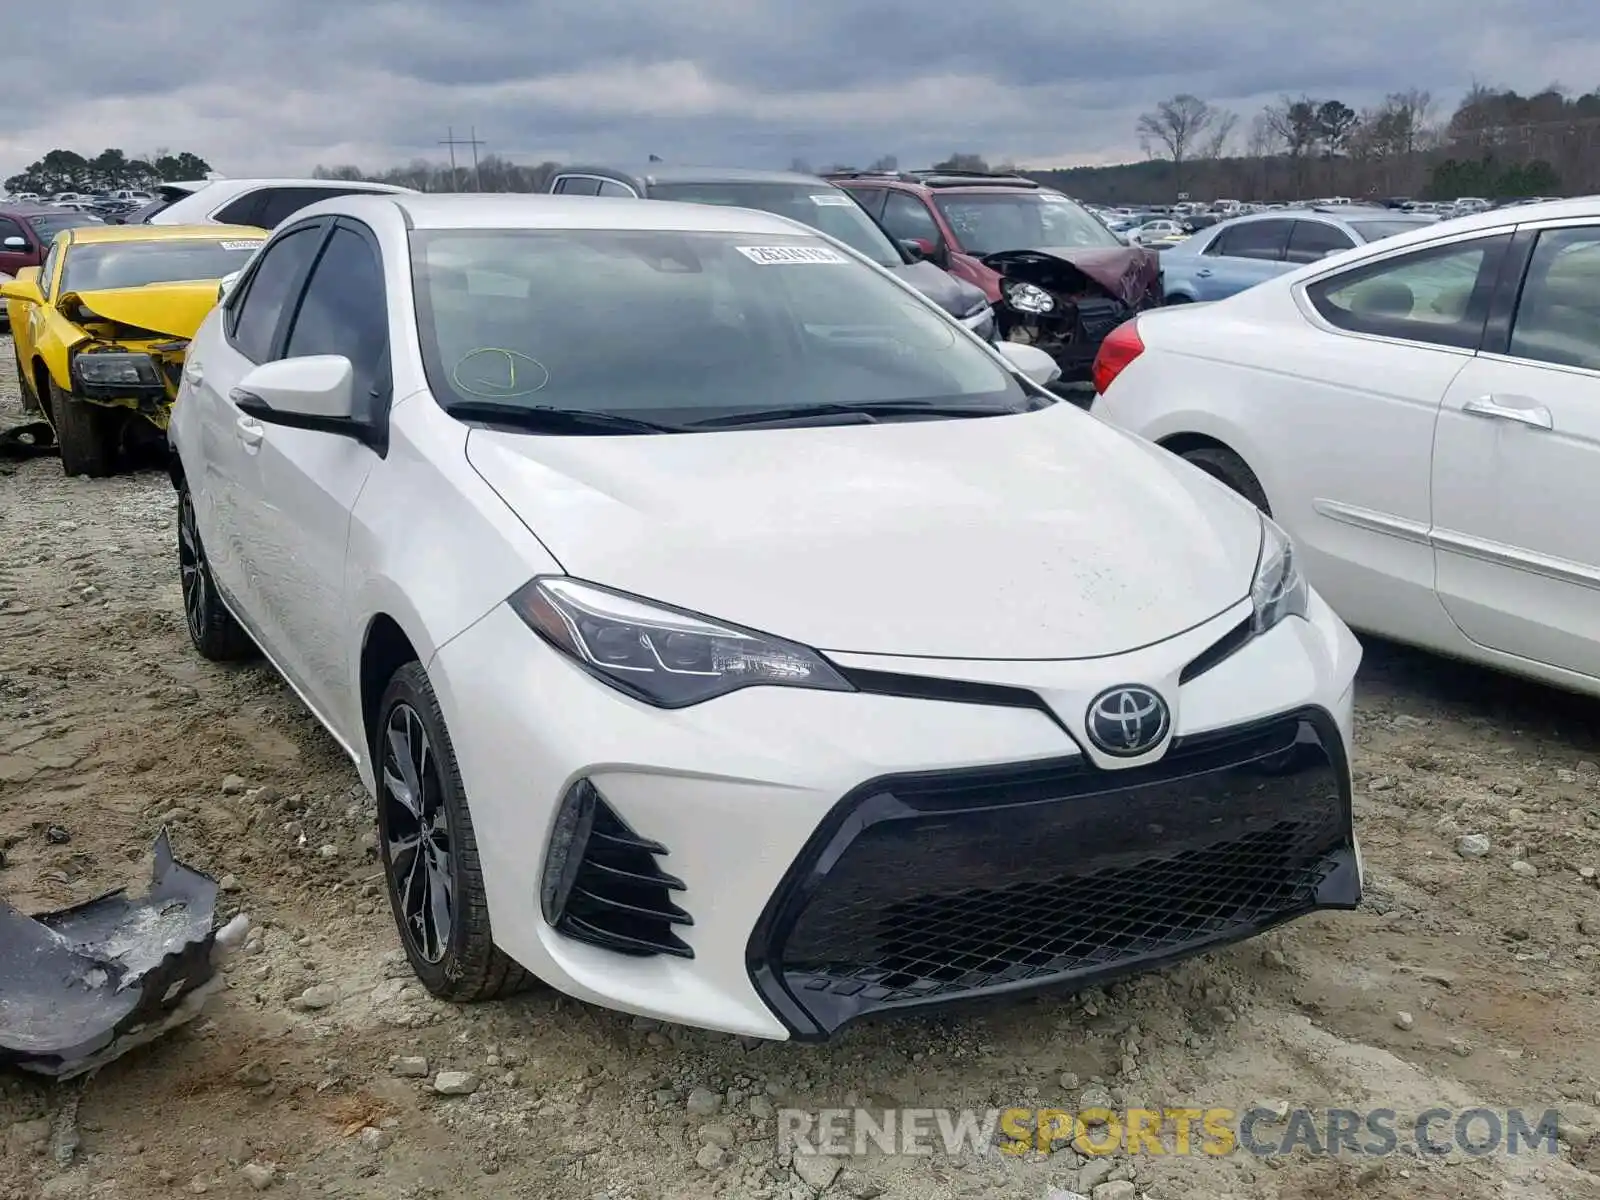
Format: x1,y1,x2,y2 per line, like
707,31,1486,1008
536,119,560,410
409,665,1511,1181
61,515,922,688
1090,198,1600,697
168,192,1362,1039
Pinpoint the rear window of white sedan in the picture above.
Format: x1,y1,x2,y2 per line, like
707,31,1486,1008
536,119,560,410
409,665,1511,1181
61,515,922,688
408,229,1018,420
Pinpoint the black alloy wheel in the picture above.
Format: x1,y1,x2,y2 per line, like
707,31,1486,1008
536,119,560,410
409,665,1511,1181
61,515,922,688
373,662,533,1000
380,700,454,965
177,486,255,660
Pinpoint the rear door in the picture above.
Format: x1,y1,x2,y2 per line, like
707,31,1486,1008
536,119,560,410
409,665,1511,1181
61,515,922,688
1267,230,1511,637
184,220,326,611
1430,220,1600,679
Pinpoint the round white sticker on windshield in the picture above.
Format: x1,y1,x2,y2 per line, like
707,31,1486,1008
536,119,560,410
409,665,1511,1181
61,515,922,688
810,193,855,206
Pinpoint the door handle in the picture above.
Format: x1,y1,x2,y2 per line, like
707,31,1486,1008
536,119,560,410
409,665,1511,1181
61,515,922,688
236,415,265,448
1195,268,1212,278
184,359,203,384
1461,395,1553,430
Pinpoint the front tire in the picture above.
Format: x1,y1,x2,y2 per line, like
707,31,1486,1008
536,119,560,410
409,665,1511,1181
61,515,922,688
375,662,532,1002
178,486,257,661
50,379,120,477
1180,445,1272,514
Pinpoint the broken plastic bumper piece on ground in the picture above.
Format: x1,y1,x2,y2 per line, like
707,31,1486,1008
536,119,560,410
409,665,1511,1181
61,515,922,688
0,830,249,1079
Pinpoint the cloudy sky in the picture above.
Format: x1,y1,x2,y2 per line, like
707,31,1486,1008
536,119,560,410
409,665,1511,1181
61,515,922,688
5,0,1596,180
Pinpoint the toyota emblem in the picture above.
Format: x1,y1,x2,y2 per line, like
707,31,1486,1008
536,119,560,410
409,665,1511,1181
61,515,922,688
1085,685,1170,757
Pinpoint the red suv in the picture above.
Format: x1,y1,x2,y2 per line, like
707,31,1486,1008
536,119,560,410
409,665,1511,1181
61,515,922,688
826,170,1162,382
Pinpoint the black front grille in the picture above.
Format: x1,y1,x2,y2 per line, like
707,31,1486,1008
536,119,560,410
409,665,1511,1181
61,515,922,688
544,782,693,959
748,708,1357,1038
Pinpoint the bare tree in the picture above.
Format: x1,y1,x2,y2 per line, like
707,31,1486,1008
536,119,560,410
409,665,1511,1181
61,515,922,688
1198,110,1239,159
1136,94,1222,189
867,154,899,172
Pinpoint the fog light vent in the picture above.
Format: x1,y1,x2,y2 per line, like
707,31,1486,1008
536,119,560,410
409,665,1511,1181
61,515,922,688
540,779,693,959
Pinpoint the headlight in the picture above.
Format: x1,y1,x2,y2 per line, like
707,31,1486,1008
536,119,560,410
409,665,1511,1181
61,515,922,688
1251,514,1309,634
1003,281,1055,314
72,351,160,386
509,577,853,708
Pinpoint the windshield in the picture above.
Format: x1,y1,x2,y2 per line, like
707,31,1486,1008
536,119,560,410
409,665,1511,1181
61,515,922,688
646,182,903,268
935,193,1123,255
1348,219,1437,243
411,229,1020,426
26,213,103,241
61,238,265,292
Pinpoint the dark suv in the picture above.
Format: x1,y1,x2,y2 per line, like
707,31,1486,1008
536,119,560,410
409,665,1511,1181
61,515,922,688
547,165,996,339
826,170,1163,380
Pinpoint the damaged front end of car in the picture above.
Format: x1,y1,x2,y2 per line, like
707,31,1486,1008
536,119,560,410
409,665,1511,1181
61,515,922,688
984,247,1163,385
57,283,219,433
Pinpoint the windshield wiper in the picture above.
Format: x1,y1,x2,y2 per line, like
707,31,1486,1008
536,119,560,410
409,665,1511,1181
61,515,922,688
689,401,1029,430
443,401,689,435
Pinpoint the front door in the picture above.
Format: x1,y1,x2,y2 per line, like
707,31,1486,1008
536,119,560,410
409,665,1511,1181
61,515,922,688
243,219,388,741
1431,222,1600,681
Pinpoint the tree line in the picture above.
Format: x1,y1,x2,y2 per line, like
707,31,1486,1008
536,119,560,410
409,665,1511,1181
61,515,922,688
4,148,213,195
1073,84,1599,204
10,84,1597,206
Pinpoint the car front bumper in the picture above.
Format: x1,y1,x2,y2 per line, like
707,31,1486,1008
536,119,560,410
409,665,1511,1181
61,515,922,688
429,589,1362,1040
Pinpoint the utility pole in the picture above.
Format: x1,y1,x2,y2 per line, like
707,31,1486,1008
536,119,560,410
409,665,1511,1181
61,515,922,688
439,127,487,191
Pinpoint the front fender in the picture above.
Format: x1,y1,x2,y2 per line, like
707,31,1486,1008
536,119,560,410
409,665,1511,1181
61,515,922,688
34,305,89,391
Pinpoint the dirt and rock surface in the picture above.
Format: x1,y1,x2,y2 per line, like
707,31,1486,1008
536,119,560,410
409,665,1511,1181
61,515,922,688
2,335,1600,1200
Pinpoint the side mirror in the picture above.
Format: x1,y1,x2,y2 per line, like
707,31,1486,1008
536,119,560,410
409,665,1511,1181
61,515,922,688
899,238,928,263
217,270,242,301
2,236,26,250
995,340,1062,388
0,276,42,305
230,355,357,428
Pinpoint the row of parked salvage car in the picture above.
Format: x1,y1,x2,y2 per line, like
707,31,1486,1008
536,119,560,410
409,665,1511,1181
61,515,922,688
6,174,1599,1047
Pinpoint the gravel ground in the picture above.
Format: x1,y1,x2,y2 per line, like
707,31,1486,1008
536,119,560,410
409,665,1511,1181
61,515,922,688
3,333,1600,1200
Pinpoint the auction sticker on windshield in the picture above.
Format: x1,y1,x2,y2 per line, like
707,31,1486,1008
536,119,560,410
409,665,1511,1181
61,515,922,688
736,246,849,264
810,194,855,206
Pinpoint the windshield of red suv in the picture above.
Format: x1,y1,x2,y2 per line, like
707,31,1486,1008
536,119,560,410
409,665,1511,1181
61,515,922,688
934,192,1122,256
647,182,903,269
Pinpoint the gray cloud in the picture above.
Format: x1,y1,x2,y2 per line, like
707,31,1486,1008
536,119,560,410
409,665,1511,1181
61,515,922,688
4,0,1595,180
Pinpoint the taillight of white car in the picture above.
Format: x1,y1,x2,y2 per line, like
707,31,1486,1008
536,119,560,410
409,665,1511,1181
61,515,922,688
1091,319,1145,395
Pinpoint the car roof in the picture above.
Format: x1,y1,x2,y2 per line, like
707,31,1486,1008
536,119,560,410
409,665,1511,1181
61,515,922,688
188,177,413,194
64,222,268,246
0,202,78,217
343,192,823,235
559,164,833,187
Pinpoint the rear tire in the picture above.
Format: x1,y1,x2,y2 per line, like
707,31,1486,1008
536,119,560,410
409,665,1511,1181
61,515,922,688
375,662,534,1002
50,379,120,477
178,485,257,662
1180,445,1271,514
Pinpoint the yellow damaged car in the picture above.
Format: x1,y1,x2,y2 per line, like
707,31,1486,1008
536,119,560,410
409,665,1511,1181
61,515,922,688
3,223,267,476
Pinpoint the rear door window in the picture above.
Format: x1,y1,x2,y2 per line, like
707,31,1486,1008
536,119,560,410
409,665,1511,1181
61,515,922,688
1209,219,1292,261
1285,221,1356,264
1305,234,1509,351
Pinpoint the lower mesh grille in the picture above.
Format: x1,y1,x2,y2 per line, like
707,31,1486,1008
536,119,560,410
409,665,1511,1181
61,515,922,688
784,820,1335,1003
545,782,693,959
750,708,1357,1037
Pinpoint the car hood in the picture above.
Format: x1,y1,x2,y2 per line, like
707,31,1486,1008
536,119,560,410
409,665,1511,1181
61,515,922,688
888,259,989,317
464,405,1263,660
57,282,220,340
982,246,1160,306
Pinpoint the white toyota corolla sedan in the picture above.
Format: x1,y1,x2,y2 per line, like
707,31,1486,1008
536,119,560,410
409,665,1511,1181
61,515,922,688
168,193,1363,1040
1091,198,1600,699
